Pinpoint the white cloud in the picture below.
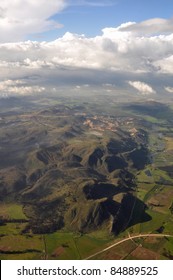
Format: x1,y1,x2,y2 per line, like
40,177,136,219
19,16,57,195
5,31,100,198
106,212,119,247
0,18,173,97
165,87,173,93
153,55,173,74
0,28,173,74
0,0,66,42
128,81,156,95
118,18,173,35
0,79,45,97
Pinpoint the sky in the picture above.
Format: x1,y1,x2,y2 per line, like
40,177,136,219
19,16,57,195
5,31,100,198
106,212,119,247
0,0,173,98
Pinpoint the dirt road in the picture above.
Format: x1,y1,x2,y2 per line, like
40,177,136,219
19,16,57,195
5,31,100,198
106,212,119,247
84,233,173,260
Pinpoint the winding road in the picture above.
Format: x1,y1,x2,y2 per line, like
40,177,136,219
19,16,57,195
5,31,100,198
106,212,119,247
84,233,173,260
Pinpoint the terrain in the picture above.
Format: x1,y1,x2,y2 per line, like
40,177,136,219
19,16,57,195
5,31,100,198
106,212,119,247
0,92,173,260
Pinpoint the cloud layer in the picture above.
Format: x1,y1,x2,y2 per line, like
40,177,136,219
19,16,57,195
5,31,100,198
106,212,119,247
0,17,173,97
1,23,173,73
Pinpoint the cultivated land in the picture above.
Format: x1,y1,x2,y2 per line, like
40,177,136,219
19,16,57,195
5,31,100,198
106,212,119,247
0,93,173,260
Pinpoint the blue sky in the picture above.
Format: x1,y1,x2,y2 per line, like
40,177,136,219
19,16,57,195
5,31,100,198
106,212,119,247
34,0,173,41
0,0,173,98
0,0,173,42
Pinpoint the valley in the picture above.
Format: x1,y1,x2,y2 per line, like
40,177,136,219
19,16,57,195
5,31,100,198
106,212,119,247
0,94,173,260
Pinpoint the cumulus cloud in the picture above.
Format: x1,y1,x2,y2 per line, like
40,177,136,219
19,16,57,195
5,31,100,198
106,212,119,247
0,79,45,97
0,17,173,97
153,55,173,74
128,81,156,95
118,18,173,35
0,0,66,42
165,87,173,93
0,28,173,74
